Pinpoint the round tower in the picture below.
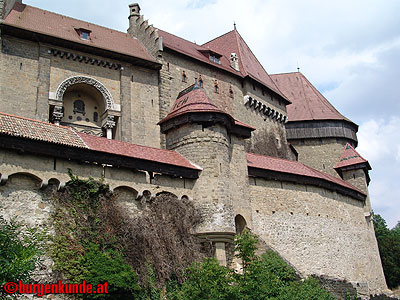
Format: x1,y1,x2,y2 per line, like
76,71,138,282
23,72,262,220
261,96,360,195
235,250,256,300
158,83,254,265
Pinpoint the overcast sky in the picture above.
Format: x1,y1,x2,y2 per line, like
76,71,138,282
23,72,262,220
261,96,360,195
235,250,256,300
25,0,400,228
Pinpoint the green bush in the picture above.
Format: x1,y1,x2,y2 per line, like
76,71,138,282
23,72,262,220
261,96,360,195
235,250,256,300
0,215,46,298
166,230,334,300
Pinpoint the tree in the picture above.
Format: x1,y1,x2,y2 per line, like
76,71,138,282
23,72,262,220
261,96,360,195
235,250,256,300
373,213,400,289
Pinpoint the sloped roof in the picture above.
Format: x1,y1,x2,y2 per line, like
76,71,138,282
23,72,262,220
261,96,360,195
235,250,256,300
0,112,87,148
334,143,370,170
2,3,156,63
157,29,287,101
159,85,226,124
202,30,284,99
158,84,255,131
0,112,200,171
247,152,366,196
270,72,354,123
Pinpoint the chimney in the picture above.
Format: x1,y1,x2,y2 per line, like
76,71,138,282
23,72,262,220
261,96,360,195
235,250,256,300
230,53,239,72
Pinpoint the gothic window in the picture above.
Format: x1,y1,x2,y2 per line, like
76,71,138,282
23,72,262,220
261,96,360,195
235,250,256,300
182,71,187,82
73,100,85,115
214,80,219,93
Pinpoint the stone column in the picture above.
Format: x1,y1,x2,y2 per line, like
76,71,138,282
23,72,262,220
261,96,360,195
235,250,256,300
52,105,63,126
102,115,116,139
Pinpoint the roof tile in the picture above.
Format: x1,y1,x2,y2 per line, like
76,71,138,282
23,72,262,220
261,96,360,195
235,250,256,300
271,72,353,123
247,152,365,195
334,143,370,169
3,3,156,63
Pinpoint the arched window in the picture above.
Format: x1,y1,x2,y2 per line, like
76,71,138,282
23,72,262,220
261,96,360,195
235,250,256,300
93,111,98,122
182,71,187,82
229,86,234,98
235,214,247,234
73,100,85,115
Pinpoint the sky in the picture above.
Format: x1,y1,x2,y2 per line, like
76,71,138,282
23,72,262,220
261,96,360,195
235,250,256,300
25,0,400,228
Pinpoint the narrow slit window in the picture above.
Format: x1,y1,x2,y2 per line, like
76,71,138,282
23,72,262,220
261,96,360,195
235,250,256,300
182,71,187,82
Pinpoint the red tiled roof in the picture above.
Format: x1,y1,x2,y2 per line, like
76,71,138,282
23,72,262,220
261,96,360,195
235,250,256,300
0,112,86,148
270,72,353,123
3,3,156,63
234,119,256,130
158,85,254,131
77,132,200,170
158,86,226,124
203,30,285,99
0,112,200,171
334,143,370,170
247,152,365,195
157,29,287,101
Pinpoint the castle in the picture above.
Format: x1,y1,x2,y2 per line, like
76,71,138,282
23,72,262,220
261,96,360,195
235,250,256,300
0,0,388,297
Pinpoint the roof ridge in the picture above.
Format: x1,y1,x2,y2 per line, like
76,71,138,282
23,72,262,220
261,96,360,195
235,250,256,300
299,72,347,119
22,4,130,36
270,71,301,76
201,29,236,47
157,28,206,49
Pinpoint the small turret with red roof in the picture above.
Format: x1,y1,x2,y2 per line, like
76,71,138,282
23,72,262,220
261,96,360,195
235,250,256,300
334,143,371,196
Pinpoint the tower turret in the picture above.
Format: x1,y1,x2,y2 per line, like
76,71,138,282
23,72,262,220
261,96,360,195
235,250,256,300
158,83,254,265
334,143,372,212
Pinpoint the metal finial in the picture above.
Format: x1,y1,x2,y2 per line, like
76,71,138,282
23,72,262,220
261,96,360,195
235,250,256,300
234,21,236,30
297,62,300,72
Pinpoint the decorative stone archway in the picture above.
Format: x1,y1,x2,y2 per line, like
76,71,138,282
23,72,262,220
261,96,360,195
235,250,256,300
52,76,117,139
55,76,114,110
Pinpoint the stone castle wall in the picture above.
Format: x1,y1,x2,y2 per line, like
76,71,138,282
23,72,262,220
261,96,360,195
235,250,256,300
289,137,348,177
158,51,292,158
0,34,161,147
249,176,386,295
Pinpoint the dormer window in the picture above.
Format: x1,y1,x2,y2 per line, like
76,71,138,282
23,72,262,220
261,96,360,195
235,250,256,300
210,55,220,64
75,28,91,40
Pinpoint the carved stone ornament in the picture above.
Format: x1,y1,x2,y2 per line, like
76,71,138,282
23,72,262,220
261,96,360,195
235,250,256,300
52,105,64,123
55,76,114,109
102,115,116,129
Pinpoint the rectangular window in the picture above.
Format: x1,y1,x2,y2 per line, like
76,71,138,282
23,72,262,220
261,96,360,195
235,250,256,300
209,55,220,64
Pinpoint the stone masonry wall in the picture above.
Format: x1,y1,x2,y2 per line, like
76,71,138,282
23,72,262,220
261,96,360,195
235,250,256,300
0,148,193,299
165,123,235,233
249,176,387,295
0,34,161,147
159,51,291,157
290,137,348,177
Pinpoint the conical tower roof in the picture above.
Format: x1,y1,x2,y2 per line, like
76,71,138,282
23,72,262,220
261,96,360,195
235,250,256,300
271,72,354,124
334,143,370,170
158,84,227,124
158,84,254,137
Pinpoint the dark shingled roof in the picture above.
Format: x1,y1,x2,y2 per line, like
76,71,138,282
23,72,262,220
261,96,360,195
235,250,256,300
2,2,157,63
271,72,354,124
247,152,366,196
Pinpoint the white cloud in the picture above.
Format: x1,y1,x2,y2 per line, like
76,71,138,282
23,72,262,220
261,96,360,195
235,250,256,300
358,118,400,228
